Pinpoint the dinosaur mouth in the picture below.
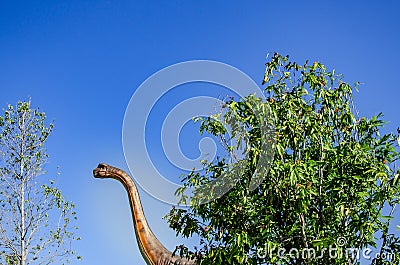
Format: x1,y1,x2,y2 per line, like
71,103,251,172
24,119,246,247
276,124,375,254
93,163,109,178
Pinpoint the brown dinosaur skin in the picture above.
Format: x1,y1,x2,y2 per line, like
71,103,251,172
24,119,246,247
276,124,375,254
93,163,196,265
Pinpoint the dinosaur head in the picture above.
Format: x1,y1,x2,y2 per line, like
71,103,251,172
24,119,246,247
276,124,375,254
93,163,117,178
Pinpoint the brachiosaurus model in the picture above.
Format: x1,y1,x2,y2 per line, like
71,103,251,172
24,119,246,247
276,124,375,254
93,163,196,265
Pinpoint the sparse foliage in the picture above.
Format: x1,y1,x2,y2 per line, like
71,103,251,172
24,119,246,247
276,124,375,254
165,54,400,264
0,101,81,265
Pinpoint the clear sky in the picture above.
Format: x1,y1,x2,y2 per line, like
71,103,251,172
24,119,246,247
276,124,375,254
1,1,399,264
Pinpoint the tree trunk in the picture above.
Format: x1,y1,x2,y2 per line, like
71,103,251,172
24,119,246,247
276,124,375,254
19,111,26,265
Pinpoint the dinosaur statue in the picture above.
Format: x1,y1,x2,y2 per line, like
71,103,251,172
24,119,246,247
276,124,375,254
93,163,196,265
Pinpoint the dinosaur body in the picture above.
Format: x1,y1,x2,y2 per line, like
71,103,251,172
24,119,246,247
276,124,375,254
93,163,196,265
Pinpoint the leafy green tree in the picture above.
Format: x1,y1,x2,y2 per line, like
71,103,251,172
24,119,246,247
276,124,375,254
0,101,80,265
165,53,400,264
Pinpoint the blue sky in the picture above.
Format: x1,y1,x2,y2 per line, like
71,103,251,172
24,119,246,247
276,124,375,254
1,1,399,264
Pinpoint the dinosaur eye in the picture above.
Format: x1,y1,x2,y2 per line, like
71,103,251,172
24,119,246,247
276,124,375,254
98,164,108,171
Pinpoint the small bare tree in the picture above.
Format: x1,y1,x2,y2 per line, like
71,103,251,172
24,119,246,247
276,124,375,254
0,101,80,265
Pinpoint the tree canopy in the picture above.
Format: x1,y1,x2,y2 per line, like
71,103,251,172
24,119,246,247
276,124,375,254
165,53,400,264
0,101,80,265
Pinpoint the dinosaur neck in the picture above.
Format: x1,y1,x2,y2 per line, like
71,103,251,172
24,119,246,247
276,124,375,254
109,167,173,265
